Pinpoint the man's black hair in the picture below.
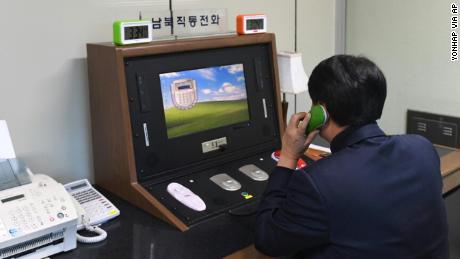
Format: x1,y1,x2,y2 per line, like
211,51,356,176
308,55,387,126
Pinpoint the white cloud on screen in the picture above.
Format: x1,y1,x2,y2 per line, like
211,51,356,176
209,83,247,101
200,83,246,102
221,64,244,74
202,88,212,94
161,72,182,78
198,68,216,81
219,82,239,93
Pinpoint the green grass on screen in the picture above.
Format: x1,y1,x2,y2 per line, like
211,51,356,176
164,100,249,138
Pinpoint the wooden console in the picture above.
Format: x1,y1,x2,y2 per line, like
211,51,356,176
86,34,283,231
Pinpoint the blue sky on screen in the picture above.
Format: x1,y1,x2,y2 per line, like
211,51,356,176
160,64,247,109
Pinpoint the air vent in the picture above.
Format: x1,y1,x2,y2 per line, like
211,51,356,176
442,126,454,136
416,122,427,132
407,110,460,148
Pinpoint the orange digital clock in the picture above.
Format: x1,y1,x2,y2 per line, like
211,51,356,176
236,14,267,35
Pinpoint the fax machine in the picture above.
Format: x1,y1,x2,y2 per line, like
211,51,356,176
0,159,78,259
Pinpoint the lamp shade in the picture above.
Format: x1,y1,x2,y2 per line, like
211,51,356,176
277,51,308,94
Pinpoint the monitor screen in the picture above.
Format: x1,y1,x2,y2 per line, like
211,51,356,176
160,64,250,138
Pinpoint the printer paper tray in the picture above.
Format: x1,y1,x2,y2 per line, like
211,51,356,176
0,230,64,259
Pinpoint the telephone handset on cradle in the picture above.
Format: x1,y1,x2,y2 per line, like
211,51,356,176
306,105,328,134
64,179,120,243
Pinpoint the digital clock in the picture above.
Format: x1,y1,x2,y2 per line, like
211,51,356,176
236,14,267,35
113,20,153,45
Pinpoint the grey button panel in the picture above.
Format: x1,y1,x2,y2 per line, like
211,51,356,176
209,173,241,191
239,164,269,181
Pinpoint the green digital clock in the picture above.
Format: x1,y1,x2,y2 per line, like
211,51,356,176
113,20,153,46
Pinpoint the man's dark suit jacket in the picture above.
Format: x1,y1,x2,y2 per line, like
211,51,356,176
255,123,448,258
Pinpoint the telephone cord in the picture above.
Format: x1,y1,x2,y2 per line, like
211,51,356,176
77,224,107,243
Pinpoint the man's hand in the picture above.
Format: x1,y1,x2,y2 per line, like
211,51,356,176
278,112,319,169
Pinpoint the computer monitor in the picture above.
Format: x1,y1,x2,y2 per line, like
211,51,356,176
125,43,281,182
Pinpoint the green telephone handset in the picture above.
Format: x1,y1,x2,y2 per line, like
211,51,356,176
306,105,328,134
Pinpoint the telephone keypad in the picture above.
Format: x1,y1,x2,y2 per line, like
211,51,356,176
72,189,101,204
64,179,120,228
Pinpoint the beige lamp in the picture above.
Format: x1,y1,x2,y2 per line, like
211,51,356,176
277,51,309,122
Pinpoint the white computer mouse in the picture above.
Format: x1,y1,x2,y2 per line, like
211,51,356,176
167,182,206,211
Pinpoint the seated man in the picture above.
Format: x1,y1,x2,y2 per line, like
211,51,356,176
255,55,448,258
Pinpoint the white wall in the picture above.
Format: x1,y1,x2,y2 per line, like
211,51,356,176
289,0,338,115
346,0,460,134
0,0,337,183
0,1,168,184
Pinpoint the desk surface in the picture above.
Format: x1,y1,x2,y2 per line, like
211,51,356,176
435,145,460,194
54,188,259,259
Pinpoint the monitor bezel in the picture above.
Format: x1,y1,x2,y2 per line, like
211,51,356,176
124,42,283,183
